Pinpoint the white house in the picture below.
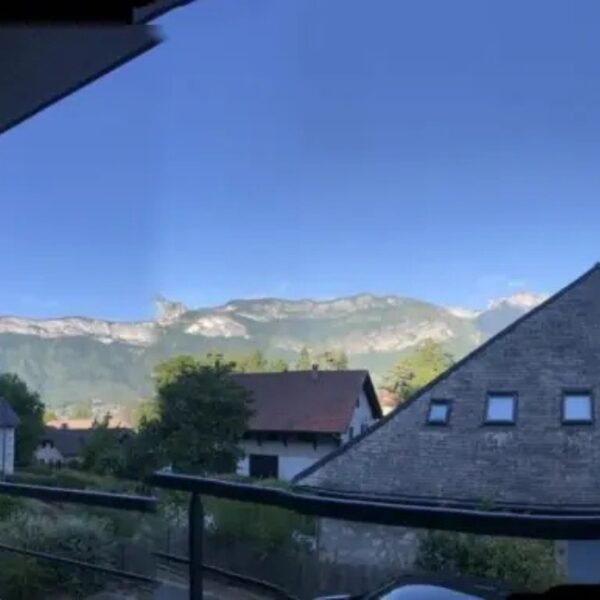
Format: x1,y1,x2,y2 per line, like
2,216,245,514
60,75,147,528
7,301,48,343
0,397,19,476
233,367,382,481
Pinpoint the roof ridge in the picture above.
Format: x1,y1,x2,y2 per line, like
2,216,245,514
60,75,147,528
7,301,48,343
292,263,600,484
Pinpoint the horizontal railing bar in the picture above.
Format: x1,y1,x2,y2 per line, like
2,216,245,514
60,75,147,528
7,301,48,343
297,485,600,515
155,551,299,600
0,482,157,512
147,472,600,540
0,542,159,585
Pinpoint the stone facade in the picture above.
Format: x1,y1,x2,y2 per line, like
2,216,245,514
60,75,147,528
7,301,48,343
299,265,600,506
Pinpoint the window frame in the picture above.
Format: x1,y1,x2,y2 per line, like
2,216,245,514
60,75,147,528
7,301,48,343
483,392,517,425
561,389,594,425
426,399,452,426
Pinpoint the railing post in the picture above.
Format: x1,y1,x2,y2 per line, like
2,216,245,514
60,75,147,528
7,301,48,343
189,492,204,600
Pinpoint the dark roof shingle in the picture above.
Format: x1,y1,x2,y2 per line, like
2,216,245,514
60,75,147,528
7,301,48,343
231,369,380,434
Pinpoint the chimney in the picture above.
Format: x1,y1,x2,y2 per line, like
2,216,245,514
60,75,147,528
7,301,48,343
311,363,319,380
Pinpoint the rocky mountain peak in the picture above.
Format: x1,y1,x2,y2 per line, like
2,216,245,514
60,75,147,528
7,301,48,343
155,296,188,325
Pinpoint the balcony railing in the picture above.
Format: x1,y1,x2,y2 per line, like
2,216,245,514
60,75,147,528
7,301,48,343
2,473,600,599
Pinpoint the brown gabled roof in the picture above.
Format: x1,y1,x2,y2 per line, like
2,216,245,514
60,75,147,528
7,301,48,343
231,370,381,434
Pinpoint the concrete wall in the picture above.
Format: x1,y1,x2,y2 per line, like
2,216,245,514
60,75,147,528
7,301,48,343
238,438,338,481
0,428,15,475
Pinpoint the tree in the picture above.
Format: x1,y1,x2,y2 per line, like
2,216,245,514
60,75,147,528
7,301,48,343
121,417,163,479
268,358,289,372
80,414,123,476
316,349,349,370
152,355,254,474
296,347,312,370
0,373,45,466
383,340,454,405
43,409,59,424
130,399,159,430
236,350,268,373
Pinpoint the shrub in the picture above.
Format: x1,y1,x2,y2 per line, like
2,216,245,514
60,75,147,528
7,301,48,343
0,511,116,599
0,555,55,600
204,496,315,551
416,530,562,591
158,478,315,552
10,468,138,494
0,496,24,521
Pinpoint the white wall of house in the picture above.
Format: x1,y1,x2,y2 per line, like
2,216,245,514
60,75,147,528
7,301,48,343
0,428,15,475
238,438,338,481
34,443,65,465
342,389,376,443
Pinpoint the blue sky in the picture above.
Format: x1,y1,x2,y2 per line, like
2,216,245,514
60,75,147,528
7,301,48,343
1,0,600,320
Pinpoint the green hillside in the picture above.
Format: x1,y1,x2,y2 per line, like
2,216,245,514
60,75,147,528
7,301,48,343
0,293,534,408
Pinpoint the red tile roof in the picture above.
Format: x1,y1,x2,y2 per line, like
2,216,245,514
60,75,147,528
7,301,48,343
231,369,381,434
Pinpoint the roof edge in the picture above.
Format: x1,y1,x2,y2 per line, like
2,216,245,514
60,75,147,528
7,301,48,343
292,263,600,485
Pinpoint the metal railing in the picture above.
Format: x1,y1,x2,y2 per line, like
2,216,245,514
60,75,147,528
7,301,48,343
0,481,159,587
4,473,600,599
147,471,600,599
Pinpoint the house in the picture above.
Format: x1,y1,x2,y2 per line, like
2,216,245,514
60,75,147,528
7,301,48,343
35,425,131,466
294,264,600,583
0,398,19,476
233,367,381,481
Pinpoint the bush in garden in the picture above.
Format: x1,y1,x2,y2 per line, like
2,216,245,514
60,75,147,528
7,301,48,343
0,511,116,599
416,530,562,591
0,496,24,521
159,478,316,552
0,555,55,600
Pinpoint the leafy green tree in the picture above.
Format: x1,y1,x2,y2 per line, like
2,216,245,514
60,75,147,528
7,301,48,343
383,340,454,404
68,400,92,419
0,373,45,466
152,355,254,474
121,417,163,479
296,347,312,370
80,414,124,476
130,399,159,430
43,409,59,424
268,358,289,372
236,350,268,373
316,349,349,370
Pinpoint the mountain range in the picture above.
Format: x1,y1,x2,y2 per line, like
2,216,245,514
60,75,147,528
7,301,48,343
0,291,547,409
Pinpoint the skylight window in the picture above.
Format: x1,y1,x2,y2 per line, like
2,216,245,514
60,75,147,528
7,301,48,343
485,394,516,424
562,392,593,424
427,400,451,425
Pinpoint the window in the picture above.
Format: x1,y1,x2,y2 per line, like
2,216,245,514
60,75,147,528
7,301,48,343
427,400,451,425
485,393,516,424
562,392,593,424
